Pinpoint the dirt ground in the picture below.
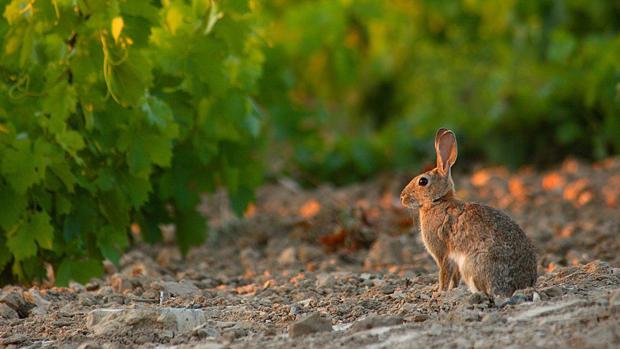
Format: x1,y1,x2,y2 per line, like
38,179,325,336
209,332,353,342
1,158,619,348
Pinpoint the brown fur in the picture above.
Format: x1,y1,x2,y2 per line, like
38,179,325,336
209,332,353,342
400,129,537,296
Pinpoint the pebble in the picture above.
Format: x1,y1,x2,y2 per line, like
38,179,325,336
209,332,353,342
500,294,528,307
350,314,403,332
153,280,200,297
0,303,18,319
315,273,336,288
77,342,102,349
278,247,297,266
287,312,332,338
23,290,51,316
240,247,261,273
69,282,86,292
110,275,133,293
298,244,323,263
609,289,620,313
0,291,29,316
364,235,403,268
412,313,429,322
381,284,396,295
86,307,206,337
78,293,99,306
468,292,488,305
541,286,563,298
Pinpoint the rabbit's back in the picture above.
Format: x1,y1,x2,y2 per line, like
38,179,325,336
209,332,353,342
453,203,537,296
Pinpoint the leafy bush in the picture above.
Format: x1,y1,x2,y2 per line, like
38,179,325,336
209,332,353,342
0,0,263,284
257,0,620,183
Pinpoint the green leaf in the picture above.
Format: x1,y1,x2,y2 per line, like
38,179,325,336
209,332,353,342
55,258,103,286
1,138,51,193
142,95,174,129
0,184,26,230
175,209,206,255
124,174,152,208
96,225,128,266
6,211,54,262
126,130,176,176
42,81,77,134
99,189,130,231
104,45,153,107
56,130,85,158
50,162,77,192
0,235,12,271
229,185,255,216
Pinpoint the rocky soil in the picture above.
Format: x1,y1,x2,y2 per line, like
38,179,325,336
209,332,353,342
1,158,619,348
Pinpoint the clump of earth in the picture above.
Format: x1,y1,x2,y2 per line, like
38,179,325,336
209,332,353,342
1,158,619,348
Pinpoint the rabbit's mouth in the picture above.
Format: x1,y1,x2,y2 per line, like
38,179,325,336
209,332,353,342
400,195,419,208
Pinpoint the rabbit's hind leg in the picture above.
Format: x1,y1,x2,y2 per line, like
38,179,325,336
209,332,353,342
458,255,490,294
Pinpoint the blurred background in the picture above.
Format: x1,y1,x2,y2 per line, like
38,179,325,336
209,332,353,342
257,0,620,184
0,0,619,283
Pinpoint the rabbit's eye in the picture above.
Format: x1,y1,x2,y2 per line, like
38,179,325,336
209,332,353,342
418,177,428,186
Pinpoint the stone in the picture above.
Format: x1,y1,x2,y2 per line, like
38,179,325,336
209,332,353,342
532,291,542,302
287,312,332,338
110,274,133,293
0,291,28,314
192,323,221,339
381,284,396,295
350,315,403,332
77,341,101,349
500,294,528,308
154,280,200,297
364,235,403,268
411,313,428,322
278,247,297,266
298,244,323,263
79,293,98,306
103,260,117,275
240,247,261,272
69,282,86,292
156,247,182,268
22,290,51,316
541,286,563,298
468,292,489,305
609,289,620,313
315,273,336,288
0,303,18,319
508,299,584,322
86,307,206,337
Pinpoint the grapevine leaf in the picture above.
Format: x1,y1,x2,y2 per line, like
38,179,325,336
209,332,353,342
0,235,12,271
175,209,206,255
96,225,128,266
1,138,52,193
55,258,103,286
42,81,77,134
0,184,26,229
124,174,152,208
191,39,229,95
229,185,255,216
99,189,130,231
142,96,173,129
105,47,153,107
49,162,76,192
56,130,85,158
6,211,54,262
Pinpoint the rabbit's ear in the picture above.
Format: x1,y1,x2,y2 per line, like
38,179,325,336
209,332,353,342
435,129,457,176
434,128,449,151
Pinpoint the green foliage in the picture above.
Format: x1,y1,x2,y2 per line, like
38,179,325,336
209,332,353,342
0,0,617,284
0,0,263,284
257,0,620,183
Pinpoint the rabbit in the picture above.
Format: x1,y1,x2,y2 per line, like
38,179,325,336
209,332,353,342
400,128,537,297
